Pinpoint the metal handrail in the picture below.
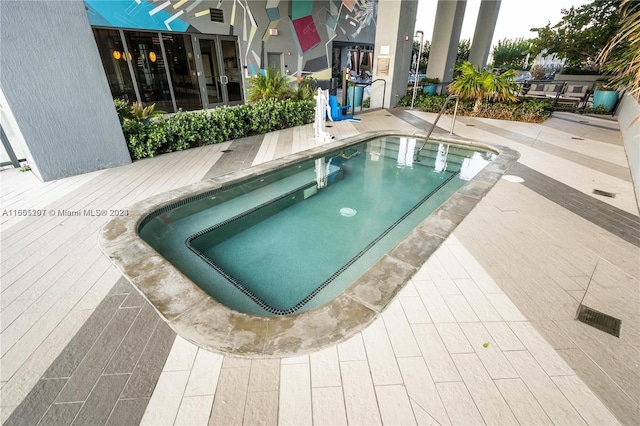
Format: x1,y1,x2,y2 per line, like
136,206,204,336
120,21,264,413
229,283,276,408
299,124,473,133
414,94,459,161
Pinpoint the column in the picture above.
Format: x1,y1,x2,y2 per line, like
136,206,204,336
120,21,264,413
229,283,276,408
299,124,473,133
371,0,419,108
469,0,501,69
426,0,467,84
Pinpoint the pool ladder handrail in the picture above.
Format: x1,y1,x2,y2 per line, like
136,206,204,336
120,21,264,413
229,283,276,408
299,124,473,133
414,94,460,161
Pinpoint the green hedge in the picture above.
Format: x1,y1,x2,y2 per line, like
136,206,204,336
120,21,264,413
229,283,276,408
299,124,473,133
396,93,552,123
122,99,315,159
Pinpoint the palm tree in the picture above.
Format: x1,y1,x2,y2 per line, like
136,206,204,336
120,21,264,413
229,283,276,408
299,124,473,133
247,65,291,102
448,62,518,112
598,0,640,99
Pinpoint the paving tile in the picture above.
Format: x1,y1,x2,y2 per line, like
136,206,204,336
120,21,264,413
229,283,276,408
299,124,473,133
485,293,527,321
452,353,518,425
43,294,127,379
278,363,312,426
435,323,474,354
399,296,432,324
425,258,461,295
504,351,586,425
411,324,460,382
37,402,82,426
243,391,278,426
163,335,198,372
436,382,484,425
310,346,341,388
174,395,215,426
442,294,480,323
381,299,421,357
337,333,367,361
312,387,347,425
248,359,280,392
397,357,449,425
55,307,140,403
340,360,381,425
3,378,67,426
552,375,620,425
375,385,416,425
414,280,456,323
71,374,129,426
399,280,420,297
209,365,250,426
279,354,309,365
483,321,526,351
184,349,224,397
108,277,132,295
106,398,149,426
460,322,518,379
103,303,159,375
494,378,553,425
556,348,637,426
361,317,403,385
222,356,252,368
121,289,146,308
140,370,190,426
120,320,176,399
508,321,575,376
454,278,503,321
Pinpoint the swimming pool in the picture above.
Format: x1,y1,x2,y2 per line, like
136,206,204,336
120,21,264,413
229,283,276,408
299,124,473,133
100,130,519,356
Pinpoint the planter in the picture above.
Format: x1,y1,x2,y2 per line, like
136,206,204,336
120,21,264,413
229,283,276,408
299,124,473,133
422,84,437,96
593,89,618,112
347,85,364,108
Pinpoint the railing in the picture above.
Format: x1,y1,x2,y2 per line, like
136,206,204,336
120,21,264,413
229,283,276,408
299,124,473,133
414,94,460,161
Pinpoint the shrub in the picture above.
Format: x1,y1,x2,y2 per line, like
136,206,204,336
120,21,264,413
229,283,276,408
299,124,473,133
396,93,551,123
118,99,315,159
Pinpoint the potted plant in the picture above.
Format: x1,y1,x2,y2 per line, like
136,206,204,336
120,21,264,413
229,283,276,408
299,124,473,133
593,78,619,112
420,77,440,95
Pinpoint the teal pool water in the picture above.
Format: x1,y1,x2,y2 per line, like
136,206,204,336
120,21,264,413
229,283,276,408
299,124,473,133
139,136,494,316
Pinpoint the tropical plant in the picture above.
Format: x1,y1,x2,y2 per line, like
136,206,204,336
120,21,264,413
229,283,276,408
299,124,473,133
528,0,621,70
114,98,132,120
448,61,518,112
290,75,317,101
247,65,291,102
130,102,166,121
492,38,531,71
456,39,471,67
598,0,640,99
419,77,440,84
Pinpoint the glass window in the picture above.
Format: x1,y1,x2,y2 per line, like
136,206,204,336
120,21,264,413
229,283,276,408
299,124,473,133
162,34,202,111
123,30,173,112
92,28,136,103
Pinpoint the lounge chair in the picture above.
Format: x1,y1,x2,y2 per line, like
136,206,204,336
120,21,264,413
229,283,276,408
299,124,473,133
328,95,361,122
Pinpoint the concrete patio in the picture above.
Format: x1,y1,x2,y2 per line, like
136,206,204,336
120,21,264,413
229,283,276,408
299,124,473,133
1,108,638,425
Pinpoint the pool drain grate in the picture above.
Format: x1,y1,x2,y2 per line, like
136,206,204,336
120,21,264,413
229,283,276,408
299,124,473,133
576,304,621,337
222,149,233,153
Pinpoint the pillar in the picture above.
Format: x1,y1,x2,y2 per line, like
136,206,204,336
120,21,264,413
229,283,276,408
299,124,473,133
0,0,131,182
371,0,419,108
469,0,501,69
426,0,467,84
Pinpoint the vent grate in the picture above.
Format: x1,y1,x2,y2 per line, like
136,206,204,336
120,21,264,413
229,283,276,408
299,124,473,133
593,189,616,198
576,304,621,337
209,8,224,23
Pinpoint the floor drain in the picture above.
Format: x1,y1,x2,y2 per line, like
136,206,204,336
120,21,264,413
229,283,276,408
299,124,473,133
593,189,616,198
340,207,357,217
325,125,333,128
571,137,584,140
221,149,233,153
576,304,621,337
466,124,475,127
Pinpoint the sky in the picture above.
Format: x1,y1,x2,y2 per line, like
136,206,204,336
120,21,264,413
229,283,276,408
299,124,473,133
415,0,593,50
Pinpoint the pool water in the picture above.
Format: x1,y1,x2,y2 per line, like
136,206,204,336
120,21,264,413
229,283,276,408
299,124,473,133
139,136,494,316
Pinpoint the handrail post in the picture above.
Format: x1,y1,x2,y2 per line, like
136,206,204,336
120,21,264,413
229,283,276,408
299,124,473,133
449,96,459,135
414,94,459,161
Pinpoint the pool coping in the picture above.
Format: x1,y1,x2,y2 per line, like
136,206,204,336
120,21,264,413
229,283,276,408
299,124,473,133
98,130,520,358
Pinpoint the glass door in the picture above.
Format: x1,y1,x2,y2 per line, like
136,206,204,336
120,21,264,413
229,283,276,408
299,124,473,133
195,36,243,108
219,37,243,105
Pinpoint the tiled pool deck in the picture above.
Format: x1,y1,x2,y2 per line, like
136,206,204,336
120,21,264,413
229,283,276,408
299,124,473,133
1,109,638,425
